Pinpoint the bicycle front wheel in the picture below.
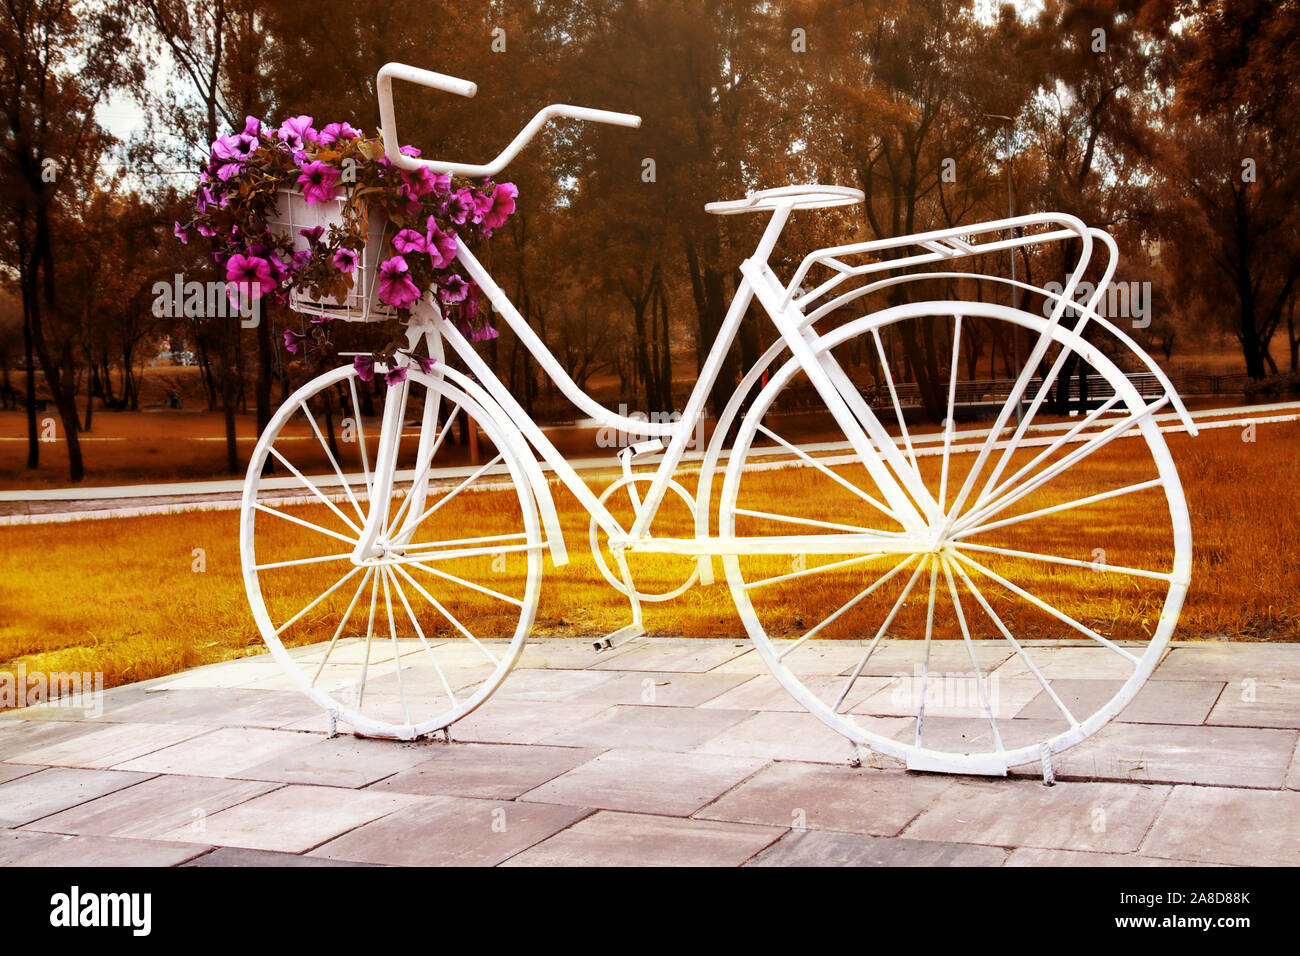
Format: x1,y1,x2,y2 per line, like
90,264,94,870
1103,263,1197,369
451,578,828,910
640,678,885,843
719,301,1191,775
240,364,543,739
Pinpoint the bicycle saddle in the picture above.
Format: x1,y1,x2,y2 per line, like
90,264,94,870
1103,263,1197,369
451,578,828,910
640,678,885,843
704,184,864,215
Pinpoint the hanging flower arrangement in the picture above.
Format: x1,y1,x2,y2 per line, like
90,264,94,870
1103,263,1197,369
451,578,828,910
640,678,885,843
173,114,515,381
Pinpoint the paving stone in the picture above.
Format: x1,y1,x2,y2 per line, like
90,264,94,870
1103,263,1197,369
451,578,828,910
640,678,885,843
155,784,423,853
23,775,279,839
542,704,753,752
0,764,43,784
1035,723,1298,788
992,646,1162,681
310,794,589,866
702,674,892,712
154,658,282,690
185,846,377,866
1005,847,1224,867
748,829,1008,866
710,642,872,676
0,829,210,866
107,688,314,727
903,778,1171,854
1288,738,1300,791
515,641,635,670
1156,644,1300,682
114,727,321,778
4,722,210,769
0,768,155,828
1141,786,1300,866
695,761,952,836
589,640,752,673
855,676,1044,719
500,810,784,867
370,744,601,800
1206,680,1300,729
489,668,619,701
520,748,767,816
888,715,1072,757
1014,678,1224,725
237,735,440,788
695,711,900,764
449,699,616,746
244,661,398,693
0,719,101,761
568,671,755,708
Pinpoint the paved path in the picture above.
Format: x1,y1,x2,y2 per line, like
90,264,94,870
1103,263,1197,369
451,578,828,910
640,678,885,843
1,638,1297,866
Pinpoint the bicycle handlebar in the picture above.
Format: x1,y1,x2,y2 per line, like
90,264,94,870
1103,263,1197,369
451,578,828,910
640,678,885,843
377,61,641,178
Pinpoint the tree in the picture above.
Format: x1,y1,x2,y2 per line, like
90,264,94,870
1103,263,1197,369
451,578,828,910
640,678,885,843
0,0,142,481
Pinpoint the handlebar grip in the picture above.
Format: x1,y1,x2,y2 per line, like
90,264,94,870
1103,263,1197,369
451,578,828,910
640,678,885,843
556,105,642,128
378,62,477,98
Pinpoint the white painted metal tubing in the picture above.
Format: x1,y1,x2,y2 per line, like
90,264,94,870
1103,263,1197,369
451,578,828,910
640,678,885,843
378,62,640,177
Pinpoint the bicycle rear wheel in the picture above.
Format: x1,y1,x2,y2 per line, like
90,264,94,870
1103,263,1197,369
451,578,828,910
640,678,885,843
719,302,1191,775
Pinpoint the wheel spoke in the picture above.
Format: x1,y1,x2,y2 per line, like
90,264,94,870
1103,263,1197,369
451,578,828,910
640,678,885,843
391,564,501,666
777,553,919,661
384,401,462,538
268,445,364,537
940,556,1003,751
954,541,1173,583
255,552,354,572
254,503,357,547
832,557,929,712
960,392,1123,528
952,478,1163,541
380,568,411,726
408,561,524,608
952,550,1141,664
732,507,877,535
387,563,459,708
347,375,372,496
356,570,381,709
301,400,367,526
744,551,888,591
391,540,543,564
948,557,1079,727
938,314,962,514
408,453,505,529
954,397,1168,536
871,326,921,482
754,422,898,525
311,567,373,686
273,564,364,637
914,556,940,750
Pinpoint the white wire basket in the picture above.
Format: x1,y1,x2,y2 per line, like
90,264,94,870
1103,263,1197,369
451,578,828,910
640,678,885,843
270,187,398,322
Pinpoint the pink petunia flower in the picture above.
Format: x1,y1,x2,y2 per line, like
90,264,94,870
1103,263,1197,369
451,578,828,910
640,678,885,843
317,121,362,145
297,161,341,205
470,322,499,342
278,115,317,150
283,329,308,354
445,189,475,226
385,366,407,387
391,229,427,255
353,354,375,382
437,274,469,304
173,221,189,244
413,354,437,374
376,256,422,309
425,219,458,269
225,254,273,301
475,182,518,230
332,247,358,274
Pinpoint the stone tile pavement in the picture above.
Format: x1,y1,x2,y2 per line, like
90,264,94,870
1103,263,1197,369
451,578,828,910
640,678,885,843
1,638,1297,867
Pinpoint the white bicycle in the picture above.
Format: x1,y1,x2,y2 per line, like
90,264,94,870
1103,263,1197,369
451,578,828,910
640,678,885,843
240,63,1195,776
